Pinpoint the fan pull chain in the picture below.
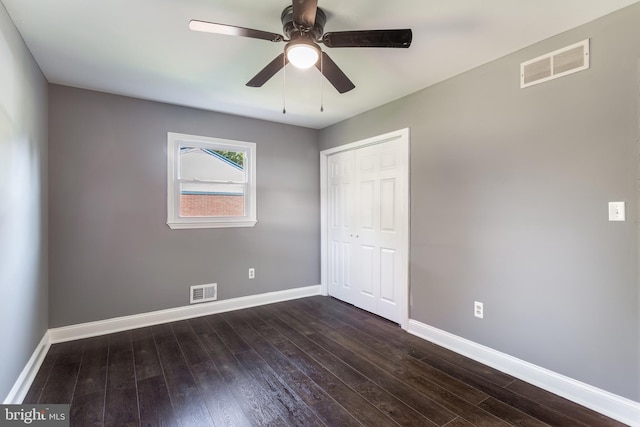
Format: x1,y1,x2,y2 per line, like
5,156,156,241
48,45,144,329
282,53,287,114
320,53,324,112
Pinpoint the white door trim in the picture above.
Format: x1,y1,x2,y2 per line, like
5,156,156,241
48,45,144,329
320,128,410,330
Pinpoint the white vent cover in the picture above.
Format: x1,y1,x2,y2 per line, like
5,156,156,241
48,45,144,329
190,283,217,304
521,39,589,88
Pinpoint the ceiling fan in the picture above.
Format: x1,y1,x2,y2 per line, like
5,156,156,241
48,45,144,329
189,0,412,94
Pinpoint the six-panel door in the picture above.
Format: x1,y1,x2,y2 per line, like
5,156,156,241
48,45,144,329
328,138,407,324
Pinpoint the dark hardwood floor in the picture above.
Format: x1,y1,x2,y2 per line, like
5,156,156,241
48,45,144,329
24,296,627,426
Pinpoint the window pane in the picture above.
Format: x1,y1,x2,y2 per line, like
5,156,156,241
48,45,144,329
179,146,246,217
179,147,245,181
180,183,245,217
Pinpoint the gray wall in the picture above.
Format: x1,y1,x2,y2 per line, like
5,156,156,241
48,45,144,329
48,85,320,328
0,3,48,400
320,5,640,402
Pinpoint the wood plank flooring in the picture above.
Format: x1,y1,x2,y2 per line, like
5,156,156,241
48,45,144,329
24,296,628,426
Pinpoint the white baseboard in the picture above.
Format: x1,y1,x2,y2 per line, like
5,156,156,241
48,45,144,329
4,285,321,404
49,285,322,344
407,319,640,427
13,290,636,426
3,332,51,404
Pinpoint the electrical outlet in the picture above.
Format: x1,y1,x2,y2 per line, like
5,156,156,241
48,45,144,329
248,268,255,279
474,301,484,319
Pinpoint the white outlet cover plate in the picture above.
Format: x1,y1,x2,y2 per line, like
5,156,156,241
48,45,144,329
474,301,484,319
608,202,625,221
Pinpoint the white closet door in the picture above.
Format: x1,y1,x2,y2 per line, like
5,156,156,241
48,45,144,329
327,135,407,324
327,150,356,305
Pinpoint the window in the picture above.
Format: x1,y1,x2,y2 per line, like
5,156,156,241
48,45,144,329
167,132,256,229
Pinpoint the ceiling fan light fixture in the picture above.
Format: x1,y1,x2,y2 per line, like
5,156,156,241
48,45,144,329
192,1,411,93
286,40,320,69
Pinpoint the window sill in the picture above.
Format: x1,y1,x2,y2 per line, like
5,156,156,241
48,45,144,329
167,220,257,229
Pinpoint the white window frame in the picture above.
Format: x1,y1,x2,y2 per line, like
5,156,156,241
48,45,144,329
167,132,257,229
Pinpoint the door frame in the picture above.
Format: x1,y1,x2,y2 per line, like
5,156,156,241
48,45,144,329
320,128,410,330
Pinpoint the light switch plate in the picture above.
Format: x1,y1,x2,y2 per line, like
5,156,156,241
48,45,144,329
608,202,625,221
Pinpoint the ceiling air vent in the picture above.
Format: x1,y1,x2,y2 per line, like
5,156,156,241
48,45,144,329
521,39,589,88
190,283,217,304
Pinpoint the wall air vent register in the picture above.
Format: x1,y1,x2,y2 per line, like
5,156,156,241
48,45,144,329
521,39,589,88
190,283,217,304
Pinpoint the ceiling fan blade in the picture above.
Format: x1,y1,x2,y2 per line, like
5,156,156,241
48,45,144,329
189,20,284,42
322,29,412,48
292,0,318,29
315,52,355,94
246,53,288,87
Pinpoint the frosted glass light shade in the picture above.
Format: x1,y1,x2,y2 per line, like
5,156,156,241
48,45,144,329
286,43,319,69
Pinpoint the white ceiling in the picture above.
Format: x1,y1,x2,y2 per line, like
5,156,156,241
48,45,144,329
3,0,639,129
